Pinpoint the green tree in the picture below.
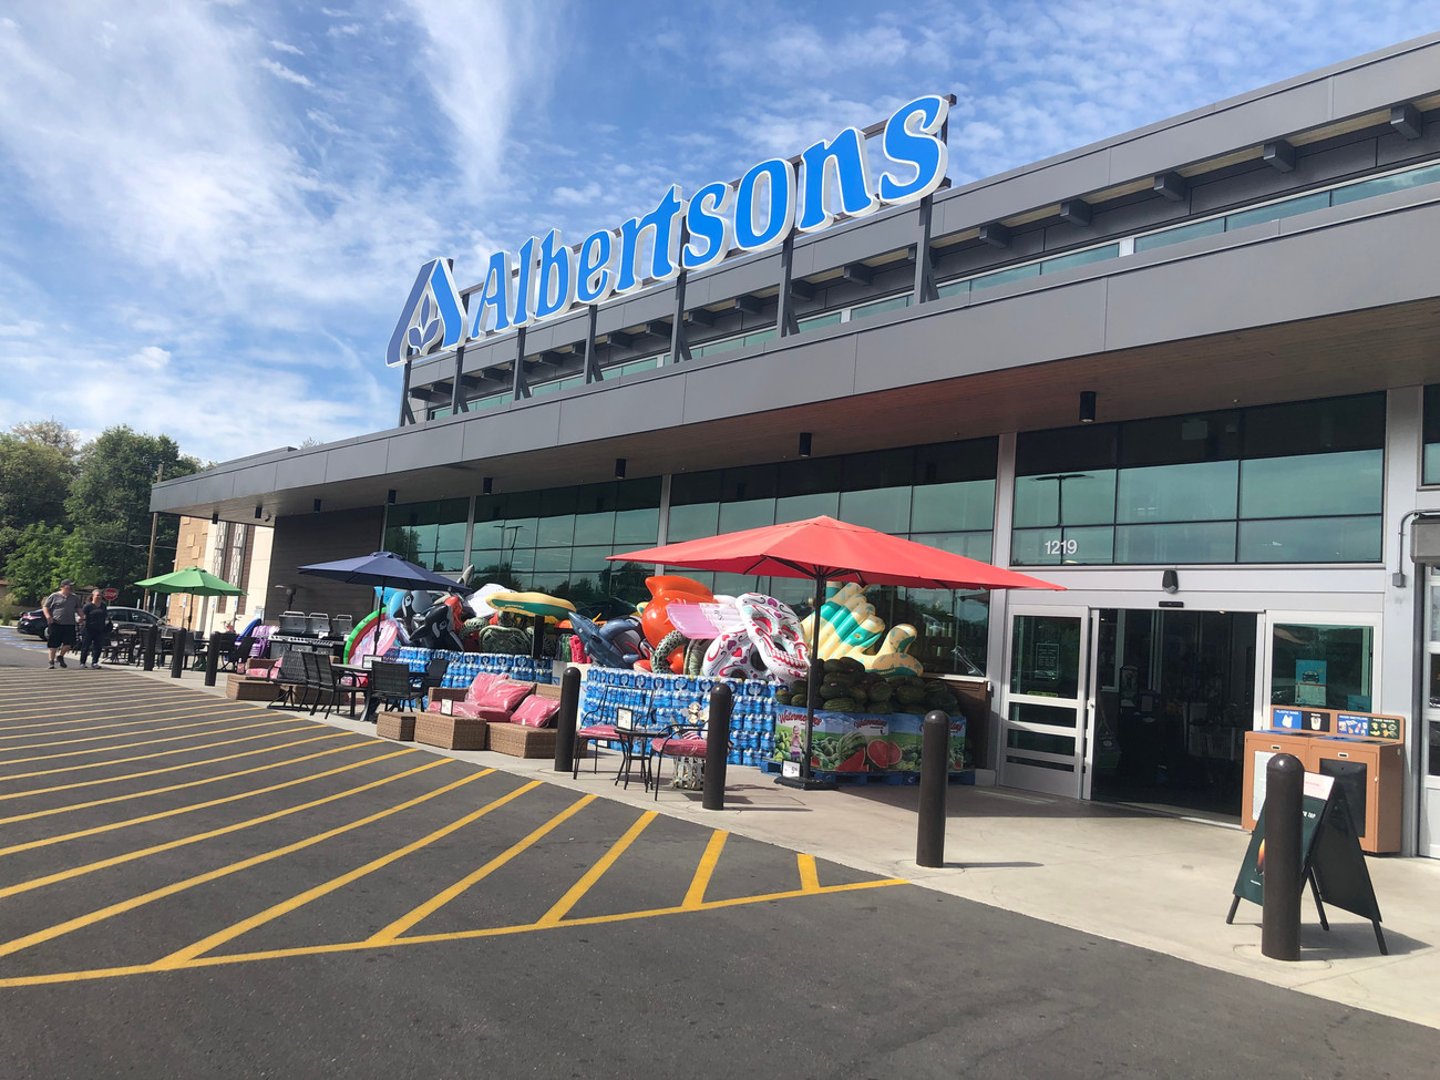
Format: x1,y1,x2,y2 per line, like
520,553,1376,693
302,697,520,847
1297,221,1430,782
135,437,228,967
3,523,67,604
0,431,74,565
64,426,200,593
10,418,79,458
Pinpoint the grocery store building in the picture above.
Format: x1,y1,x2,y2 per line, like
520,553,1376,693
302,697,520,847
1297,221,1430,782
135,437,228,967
154,35,1440,854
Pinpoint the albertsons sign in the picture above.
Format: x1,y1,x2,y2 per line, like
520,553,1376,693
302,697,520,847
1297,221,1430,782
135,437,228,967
388,95,950,367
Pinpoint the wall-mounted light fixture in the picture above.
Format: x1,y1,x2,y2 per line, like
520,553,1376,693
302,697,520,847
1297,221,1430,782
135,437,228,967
482,476,493,496
614,458,627,480
1079,390,1097,424
386,489,397,505
1162,568,1179,594
312,498,322,514
254,505,263,520
798,432,813,458
211,511,219,525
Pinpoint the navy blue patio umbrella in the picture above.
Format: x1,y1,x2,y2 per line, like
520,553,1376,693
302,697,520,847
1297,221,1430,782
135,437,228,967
298,551,462,657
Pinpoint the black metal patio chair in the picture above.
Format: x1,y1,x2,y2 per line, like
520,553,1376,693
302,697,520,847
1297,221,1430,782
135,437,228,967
370,661,418,715
268,650,311,710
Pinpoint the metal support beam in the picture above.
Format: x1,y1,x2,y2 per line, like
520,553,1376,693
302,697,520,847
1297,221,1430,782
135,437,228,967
776,233,799,337
978,221,1011,248
1391,102,1423,140
840,263,872,286
1059,198,1092,226
733,295,763,315
912,194,938,305
510,326,529,400
398,358,416,426
583,305,602,382
1263,139,1296,172
607,329,637,348
669,268,692,364
1153,171,1188,202
449,344,467,414
686,307,717,327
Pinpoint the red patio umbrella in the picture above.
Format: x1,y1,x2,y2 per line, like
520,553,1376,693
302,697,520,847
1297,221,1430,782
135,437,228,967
610,516,1063,788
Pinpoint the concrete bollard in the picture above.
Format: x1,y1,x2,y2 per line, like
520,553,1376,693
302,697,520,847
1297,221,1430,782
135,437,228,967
702,683,734,811
916,711,950,867
553,666,582,773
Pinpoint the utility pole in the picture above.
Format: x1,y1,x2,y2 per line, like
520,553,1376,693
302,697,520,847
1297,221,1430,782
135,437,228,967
142,463,163,611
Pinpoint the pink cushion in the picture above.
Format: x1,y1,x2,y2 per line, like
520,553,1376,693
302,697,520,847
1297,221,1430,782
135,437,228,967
473,679,533,715
512,695,561,728
477,706,515,722
464,672,504,703
652,736,708,757
578,724,617,739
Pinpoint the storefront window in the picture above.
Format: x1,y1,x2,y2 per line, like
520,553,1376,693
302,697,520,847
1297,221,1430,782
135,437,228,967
1269,622,1374,711
1422,385,1440,486
383,498,470,572
1013,393,1383,566
665,438,998,673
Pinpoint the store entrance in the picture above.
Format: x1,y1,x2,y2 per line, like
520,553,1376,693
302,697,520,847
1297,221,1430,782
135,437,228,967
1089,609,1256,820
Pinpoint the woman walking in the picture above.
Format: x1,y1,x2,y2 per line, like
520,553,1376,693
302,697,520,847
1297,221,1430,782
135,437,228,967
78,589,112,669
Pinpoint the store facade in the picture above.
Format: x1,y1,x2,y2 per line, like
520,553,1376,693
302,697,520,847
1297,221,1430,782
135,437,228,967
153,35,1440,853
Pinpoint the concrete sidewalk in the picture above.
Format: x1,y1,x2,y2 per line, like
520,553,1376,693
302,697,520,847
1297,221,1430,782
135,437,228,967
135,664,1440,1029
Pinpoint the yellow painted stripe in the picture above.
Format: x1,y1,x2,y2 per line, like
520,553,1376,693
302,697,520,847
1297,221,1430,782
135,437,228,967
0,709,279,754
682,830,729,909
0,701,242,736
0,739,365,825
0,878,911,990
0,730,355,802
0,718,312,783
0,692,231,721
0,753,437,902
0,765,481,961
0,748,415,857
159,772,520,965
369,794,596,944
797,853,821,892
535,810,658,927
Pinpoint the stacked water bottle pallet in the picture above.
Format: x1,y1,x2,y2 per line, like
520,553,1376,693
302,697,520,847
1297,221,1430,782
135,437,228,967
579,668,778,767
385,647,554,689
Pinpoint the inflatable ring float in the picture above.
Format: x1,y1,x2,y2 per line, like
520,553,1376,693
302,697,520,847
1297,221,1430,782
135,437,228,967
735,593,810,683
701,627,769,680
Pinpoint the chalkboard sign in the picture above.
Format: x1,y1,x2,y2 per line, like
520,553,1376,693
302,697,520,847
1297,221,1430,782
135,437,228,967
1227,771,1386,955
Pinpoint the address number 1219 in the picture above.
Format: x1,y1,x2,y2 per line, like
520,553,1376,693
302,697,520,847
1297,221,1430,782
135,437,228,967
1045,538,1078,556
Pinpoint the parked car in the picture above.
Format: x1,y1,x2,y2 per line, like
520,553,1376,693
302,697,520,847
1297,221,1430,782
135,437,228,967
17,609,46,637
107,607,175,632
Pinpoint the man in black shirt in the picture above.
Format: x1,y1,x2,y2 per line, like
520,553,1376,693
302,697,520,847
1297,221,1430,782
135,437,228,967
43,579,81,669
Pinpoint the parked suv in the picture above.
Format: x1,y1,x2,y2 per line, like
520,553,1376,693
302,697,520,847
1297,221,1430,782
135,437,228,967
16,605,169,638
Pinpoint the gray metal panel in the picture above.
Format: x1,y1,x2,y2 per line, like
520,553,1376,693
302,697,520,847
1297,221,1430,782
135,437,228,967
681,335,859,423
383,424,465,473
1189,139,1379,214
1108,81,1333,181
273,452,329,490
1377,118,1440,167
321,441,389,483
559,375,688,442
1331,41,1440,117
938,153,1114,235
853,279,1108,392
805,206,918,269
1105,198,1440,349
695,251,784,299
459,405,562,461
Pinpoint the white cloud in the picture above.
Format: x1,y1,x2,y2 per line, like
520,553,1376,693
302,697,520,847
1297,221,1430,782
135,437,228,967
326,23,362,37
258,57,314,88
127,345,171,371
269,38,304,56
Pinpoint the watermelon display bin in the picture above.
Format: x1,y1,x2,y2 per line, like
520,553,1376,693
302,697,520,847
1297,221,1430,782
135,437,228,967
771,708,968,782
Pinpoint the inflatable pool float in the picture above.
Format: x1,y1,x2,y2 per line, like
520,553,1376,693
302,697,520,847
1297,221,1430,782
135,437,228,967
344,611,408,663
735,593,810,683
489,590,576,621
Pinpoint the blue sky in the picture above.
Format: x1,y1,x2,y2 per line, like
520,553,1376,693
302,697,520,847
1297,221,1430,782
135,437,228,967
0,1,1433,463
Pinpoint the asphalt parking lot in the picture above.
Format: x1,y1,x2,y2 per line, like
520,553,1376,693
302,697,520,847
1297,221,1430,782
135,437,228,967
2,659,1440,1078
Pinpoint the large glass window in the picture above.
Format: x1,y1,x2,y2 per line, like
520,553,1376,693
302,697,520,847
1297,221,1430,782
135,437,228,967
383,498,471,573
1012,393,1384,566
1269,621,1374,711
666,437,999,673
472,477,661,607
1423,385,1440,486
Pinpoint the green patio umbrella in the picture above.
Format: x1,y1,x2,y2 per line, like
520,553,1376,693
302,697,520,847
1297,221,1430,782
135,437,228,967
133,567,242,628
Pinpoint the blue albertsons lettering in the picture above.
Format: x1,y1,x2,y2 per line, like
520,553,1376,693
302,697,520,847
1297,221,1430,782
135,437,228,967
388,95,949,366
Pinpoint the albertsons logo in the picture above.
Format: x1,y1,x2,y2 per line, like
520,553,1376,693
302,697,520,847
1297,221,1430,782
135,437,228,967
386,258,467,367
